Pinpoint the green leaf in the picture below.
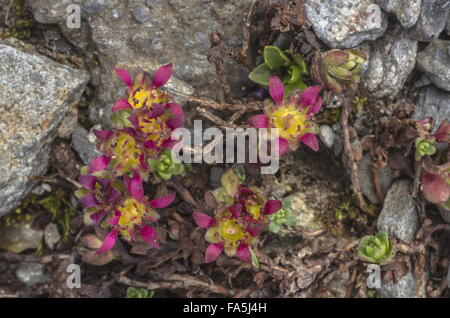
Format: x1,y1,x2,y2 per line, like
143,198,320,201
111,109,132,128
248,63,272,86
284,65,302,84
286,51,308,75
263,46,290,69
249,246,260,269
268,221,281,233
284,80,307,96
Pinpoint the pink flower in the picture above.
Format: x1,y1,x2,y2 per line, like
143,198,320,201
248,76,322,154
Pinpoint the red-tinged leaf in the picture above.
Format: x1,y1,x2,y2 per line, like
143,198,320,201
114,68,133,87
112,98,132,111
236,244,251,264
268,76,284,105
300,133,319,151
263,200,282,215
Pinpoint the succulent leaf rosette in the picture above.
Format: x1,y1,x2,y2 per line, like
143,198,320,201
358,231,395,264
148,149,184,181
248,76,323,156
313,49,366,95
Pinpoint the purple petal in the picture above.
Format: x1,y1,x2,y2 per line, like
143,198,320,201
79,175,96,190
140,225,160,249
167,114,185,130
205,243,224,263
148,193,176,208
80,193,98,209
90,209,107,226
95,229,118,254
114,68,133,87
248,114,269,128
129,172,144,202
112,98,132,112
192,212,215,228
107,210,121,226
149,103,165,119
276,137,289,157
167,102,183,115
114,69,133,87
300,133,319,152
238,186,254,198
263,200,282,215
309,96,323,115
128,112,140,131
246,226,260,237
106,187,121,203
161,138,177,149
92,129,112,142
300,86,322,108
236,244,251,264
144,140,157,150
268,76,284,105
88,155,110,174
140,153,149,171
151,63,172,88
229,204,242,218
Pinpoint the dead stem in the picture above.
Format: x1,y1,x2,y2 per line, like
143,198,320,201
340,95,377,217
117,273,232,296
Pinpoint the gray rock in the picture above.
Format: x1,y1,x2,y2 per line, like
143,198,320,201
378,271,417,298
0,39,89,216
27,0,253,127
416,40,450,92
375,0,422,28
44,223,61,250
83,0,105,15
304,0,387,49
357,153,393,204
0,221,44,253
406,0,450,42
15,263,49,286
132,4,151,23
413,85,450,122
319,125,335,149
71,127,102,165
377,180,419,243
57,108,79,139
364,26,417,99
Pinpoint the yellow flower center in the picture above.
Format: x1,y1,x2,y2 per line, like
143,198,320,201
246,200,262,220
270,104,310,141
128,87,168,109
118,197,146,227
113,132,142,174
136,114,170,145
219,219,244,243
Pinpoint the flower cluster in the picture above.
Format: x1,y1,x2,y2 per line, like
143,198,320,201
248,76,323,156
192,170,282,264
76,64,185,254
